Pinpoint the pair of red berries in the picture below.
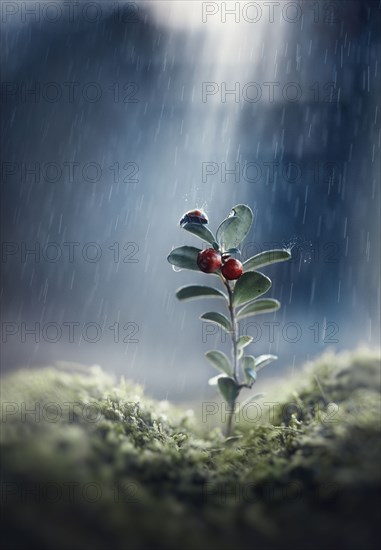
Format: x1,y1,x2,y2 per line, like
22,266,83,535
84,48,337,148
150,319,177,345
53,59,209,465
197,249,243,280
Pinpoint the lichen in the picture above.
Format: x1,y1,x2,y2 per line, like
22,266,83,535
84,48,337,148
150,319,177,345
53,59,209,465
1,349,380,550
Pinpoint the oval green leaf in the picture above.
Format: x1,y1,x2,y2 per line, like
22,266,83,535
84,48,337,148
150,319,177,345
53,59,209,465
217,377,239,406
208,374,228,386
167,246,201,271
205,350,233,376
242,355,257,384
200,312,232,332
237,335,253,350
182,222,217,247
255,354,278,372
240,393,266,410
243,249,291,271
237,299,280,320
176,285,227,301
233,272,272,306
216,204,253,251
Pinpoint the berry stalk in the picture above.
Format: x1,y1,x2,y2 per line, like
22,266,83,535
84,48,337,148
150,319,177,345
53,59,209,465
169,205,290,439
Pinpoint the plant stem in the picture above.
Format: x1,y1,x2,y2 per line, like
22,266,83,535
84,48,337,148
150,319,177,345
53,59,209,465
226,281,238,381
222,277,239,438
226,405,235,439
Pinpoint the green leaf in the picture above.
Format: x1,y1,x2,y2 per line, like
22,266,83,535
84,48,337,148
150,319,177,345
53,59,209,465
237,299,280,320
255,354,277,372
233,272,272,306
237,335,253,350
217,377,239,406
216,204,253,251
243,249,291,271
200,312,232,332
240,393,266,410
182,222,217,247
167,246,201,271
242,355,257,384
225,435,243,443
205,351,233,376
176,286,227,302
208,374,228,386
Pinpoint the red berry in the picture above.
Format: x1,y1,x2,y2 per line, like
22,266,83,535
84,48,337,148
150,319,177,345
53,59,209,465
197,249,222,273
221,258,243,280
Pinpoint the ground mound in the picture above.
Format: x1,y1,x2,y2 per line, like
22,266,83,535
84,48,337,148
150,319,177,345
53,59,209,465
1,349,380,549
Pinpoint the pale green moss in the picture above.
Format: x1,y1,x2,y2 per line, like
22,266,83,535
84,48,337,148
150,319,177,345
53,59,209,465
1,350,380,550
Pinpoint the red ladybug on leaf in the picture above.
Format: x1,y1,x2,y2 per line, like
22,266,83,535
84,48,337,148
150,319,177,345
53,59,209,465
180,209,208,226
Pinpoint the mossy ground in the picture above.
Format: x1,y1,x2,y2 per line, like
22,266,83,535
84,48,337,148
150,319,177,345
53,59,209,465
1,349,380,550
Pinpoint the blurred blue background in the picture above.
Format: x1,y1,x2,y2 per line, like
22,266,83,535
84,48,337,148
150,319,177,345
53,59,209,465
1,0,380,400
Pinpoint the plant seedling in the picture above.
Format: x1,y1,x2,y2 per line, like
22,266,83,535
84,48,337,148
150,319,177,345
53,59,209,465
168,205,291,437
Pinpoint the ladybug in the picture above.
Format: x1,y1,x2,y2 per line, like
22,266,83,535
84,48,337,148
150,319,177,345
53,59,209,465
180,209,208,226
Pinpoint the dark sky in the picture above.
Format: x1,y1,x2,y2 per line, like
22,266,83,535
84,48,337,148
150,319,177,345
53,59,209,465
1,1,380,400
